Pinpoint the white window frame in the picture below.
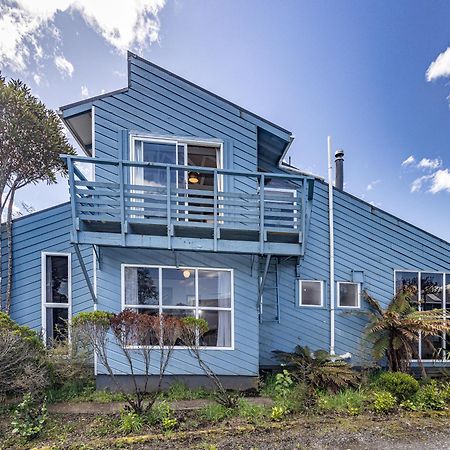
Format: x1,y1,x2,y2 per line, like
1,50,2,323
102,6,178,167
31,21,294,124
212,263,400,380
298,280,324,307
394,269,449,362
121,264,234,351
336,281,361,309
41,252,72,346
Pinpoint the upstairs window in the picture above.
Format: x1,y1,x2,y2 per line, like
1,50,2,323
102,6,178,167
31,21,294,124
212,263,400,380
42,253,71,346
337,282,360,308
123,265,233,348
298,280,323,307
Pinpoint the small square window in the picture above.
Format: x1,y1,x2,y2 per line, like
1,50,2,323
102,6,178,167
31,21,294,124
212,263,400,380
299,280,323,307
337,282,360,308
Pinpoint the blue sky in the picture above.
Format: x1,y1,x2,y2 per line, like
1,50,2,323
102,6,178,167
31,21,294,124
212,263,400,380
1,0,450,240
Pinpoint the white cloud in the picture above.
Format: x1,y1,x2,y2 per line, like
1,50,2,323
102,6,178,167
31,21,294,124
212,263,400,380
81,85,89,98
401,155,415,166
0,0,166,77
54,55,74,77
426,47,450,81
366,180,380,191
417,157,442,170
410,175,432,193
429,169,450,194
33,74,41,85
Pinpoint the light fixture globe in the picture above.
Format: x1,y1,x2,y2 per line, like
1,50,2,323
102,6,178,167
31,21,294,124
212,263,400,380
182,269,191,279
188,171,200,184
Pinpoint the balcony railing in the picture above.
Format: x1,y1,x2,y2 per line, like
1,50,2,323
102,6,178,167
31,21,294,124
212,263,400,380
64,156,312,255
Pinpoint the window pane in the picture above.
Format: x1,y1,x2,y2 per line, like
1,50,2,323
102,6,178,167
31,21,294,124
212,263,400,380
421,272,444,359
46,255,69,303
198,270,231,308
300,281,322,306
46,307,68,345
395,271,419,304
339,283,359,307
142,141,177,188
199,310,231,347
130,309,159,346
161,268,195,307
125,267,159,306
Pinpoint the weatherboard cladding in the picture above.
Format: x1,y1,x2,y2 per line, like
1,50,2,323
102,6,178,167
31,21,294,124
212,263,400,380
1,203,93,331
259,180,450,366
95,247,259,376
92,55,258,195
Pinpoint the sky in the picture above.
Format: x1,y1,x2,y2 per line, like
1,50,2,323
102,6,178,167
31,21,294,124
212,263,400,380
1,0,450,240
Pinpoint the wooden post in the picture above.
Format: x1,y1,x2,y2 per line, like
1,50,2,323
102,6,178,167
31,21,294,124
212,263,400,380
213,169,218,252
166,165,172,249
259,174,265,254
118,161,125,246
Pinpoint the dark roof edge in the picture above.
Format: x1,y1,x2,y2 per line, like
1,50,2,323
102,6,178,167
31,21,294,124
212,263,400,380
127,51,292,138
317,179,450,247
59,87,128,112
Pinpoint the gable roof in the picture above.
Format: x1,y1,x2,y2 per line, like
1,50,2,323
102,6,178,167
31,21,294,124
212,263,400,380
59,52,293,158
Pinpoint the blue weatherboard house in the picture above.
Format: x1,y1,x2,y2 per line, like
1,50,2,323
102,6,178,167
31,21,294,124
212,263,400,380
2,52,450,389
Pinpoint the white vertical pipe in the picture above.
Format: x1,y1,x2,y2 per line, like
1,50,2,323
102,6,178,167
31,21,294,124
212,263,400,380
327,136,335,355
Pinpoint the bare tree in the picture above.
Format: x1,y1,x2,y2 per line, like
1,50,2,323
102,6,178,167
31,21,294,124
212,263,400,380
180,317,238,408
72,310,182,414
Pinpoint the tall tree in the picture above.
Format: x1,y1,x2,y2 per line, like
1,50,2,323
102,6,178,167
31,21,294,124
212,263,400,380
0,75,75,314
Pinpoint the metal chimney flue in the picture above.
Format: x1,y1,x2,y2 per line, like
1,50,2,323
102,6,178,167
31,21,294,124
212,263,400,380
335,149,344,190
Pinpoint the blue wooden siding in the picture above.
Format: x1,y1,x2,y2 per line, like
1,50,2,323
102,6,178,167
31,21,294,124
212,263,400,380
92,54,259,195
1,203,94,332
259,180,450,366
96,247,259,376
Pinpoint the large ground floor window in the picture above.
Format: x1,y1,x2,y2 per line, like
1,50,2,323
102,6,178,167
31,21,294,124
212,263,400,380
41,252,71,346
395,270,450,361
122,265,233,349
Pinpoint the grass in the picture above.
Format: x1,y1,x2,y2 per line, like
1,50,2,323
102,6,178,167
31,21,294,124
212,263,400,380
317,388,368,415
259,373,279,398
161,382,210,401
199,403,233,422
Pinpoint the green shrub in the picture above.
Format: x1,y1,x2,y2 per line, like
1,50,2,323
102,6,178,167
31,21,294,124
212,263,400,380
120,410,143,434
199,403,233,422
147,400,176,428
414,381,446,411
318,388,367,415
236,399,267,423
0,313,48,397
11,393,48,440
274,345,359,393
400,399,417,411
372,391,397,413
375,372,419,401
270,405,286,421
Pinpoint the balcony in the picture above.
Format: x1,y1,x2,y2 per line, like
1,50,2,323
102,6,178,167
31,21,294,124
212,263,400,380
64,156,311,255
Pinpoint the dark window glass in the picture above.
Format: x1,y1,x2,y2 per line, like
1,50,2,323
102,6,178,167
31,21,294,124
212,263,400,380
45,307,68,345
300,281,322,306
46,255,69,303
199,310,231,347
125,267,159,306
338,283,359,307
421,272,444,359
395,271,419,304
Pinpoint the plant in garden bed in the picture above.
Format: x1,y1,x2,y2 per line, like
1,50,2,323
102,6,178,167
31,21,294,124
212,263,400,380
317,388,368,415
199,403,233,422
0,312,48,399
273,344,359,394
414,381,447,411
372,391,397,414
180,317,239,408
374,371,419,402
72,310,183,415
11,393,48,441
361,289,450,373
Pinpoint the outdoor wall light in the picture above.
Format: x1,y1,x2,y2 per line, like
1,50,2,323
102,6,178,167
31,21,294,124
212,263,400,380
182,269,191,279
188,171,200,184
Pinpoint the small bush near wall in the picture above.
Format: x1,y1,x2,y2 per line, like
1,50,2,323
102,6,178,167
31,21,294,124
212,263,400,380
375,372,420,401
0,312,48,398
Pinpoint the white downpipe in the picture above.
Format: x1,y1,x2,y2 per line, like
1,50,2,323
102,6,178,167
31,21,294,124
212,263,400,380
327,136,336,355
